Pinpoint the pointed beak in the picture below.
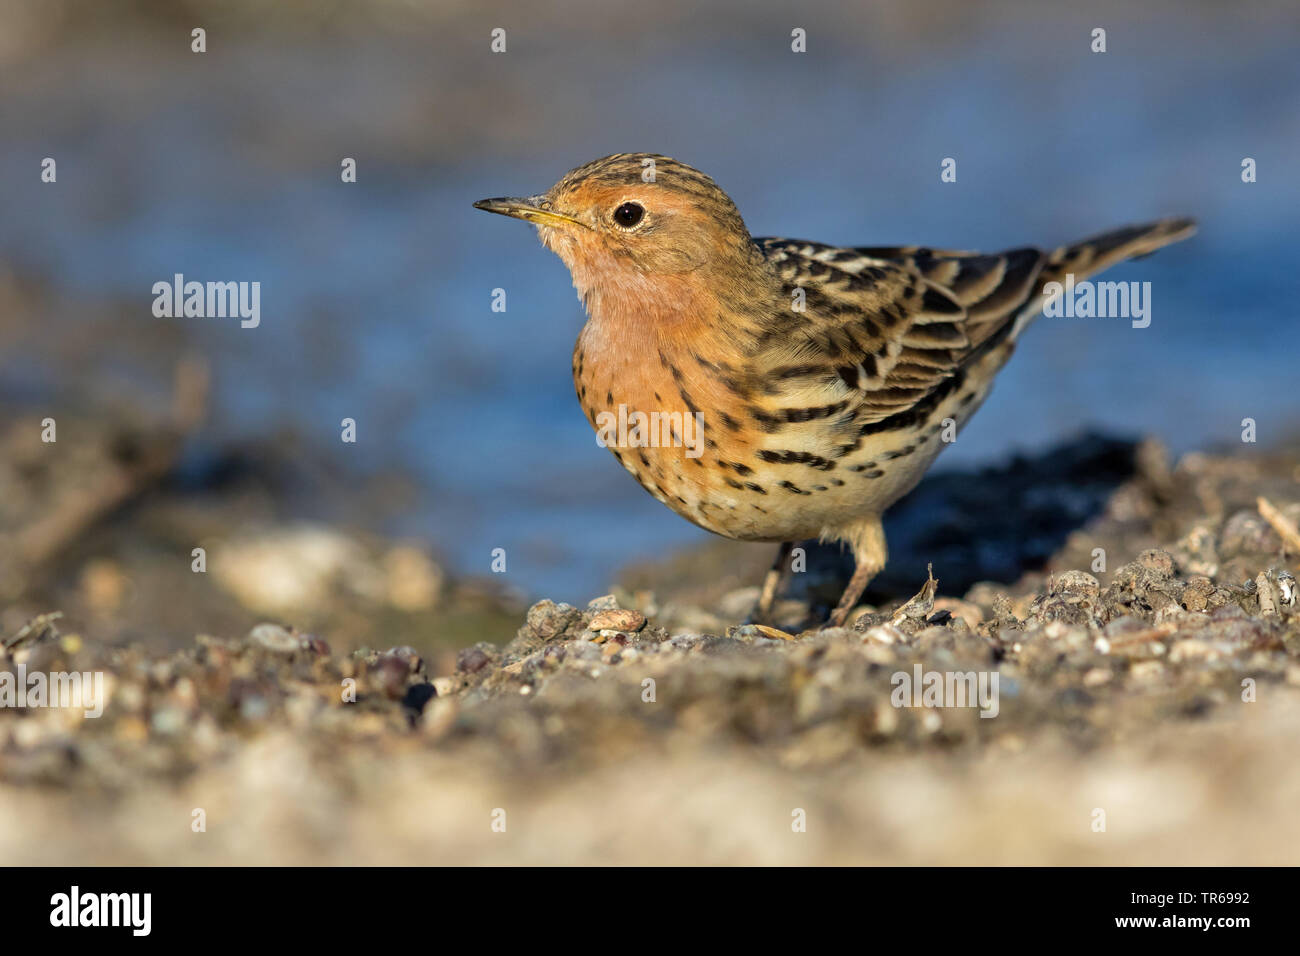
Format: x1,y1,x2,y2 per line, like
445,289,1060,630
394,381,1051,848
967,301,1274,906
472,195,587,229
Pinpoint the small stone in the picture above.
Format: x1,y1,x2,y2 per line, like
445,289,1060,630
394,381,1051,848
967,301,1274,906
932,597,983,630
588,609,646,632
1050,570,1101,599
862,623,905,645
382,645,423,673
1137,549,1175,578
1220,510,1281,558
730,624,768,642
586,594,620,611
249,623,299,654
372,656,411,700
431,676,461,697
456,644,497,674
526,600,581,639
1181,576,1214,613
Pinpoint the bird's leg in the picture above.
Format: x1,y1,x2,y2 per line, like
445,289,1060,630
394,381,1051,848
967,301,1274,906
827,517,887,627
751,541,794,624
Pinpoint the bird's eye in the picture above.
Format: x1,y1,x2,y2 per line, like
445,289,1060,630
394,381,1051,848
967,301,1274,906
613,202,645,228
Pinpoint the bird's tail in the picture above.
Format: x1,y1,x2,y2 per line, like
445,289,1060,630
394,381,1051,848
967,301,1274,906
1012,217,1197,337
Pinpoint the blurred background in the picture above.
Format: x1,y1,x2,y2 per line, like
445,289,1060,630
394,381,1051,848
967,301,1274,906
1,0,1297,654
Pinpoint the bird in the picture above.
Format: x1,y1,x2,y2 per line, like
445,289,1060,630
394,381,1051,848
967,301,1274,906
474,153,1195,627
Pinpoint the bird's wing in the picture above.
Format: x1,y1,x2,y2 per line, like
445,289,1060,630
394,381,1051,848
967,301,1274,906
753,238,1045,427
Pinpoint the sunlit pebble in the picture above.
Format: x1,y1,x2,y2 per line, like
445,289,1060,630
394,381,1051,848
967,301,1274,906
249,623,298,654
1094,637,1112,654
922,712,942,733
588,609,646,632
861,624,903,645
519,685,531,696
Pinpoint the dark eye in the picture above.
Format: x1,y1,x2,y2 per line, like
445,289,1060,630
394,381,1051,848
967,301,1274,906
613,201,644,228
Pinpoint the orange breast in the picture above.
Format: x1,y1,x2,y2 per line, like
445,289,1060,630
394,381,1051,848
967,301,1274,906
570,297,783,540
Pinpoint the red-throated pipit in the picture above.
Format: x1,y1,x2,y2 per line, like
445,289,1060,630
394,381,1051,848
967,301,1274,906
475,154,1194,626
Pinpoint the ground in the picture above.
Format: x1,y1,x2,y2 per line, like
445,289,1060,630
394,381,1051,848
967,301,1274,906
2,430,1298,864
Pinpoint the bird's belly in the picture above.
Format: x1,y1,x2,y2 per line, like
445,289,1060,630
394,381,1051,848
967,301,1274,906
580,410,950,544
572,329,998,545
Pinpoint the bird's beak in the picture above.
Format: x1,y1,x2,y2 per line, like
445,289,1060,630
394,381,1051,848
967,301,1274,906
473,196,587,229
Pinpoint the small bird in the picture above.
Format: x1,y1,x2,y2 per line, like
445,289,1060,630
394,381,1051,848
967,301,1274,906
475,154,1194,626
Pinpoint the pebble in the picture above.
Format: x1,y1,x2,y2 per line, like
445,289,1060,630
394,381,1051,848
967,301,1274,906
456,644,496,674
525,600,580,640
588,609,646,633
862,623,905,645
248,622,299,654
1137,549,1175,578
1049,570,1101,599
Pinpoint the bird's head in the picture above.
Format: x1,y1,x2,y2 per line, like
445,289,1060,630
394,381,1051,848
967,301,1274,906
474,154,764,312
